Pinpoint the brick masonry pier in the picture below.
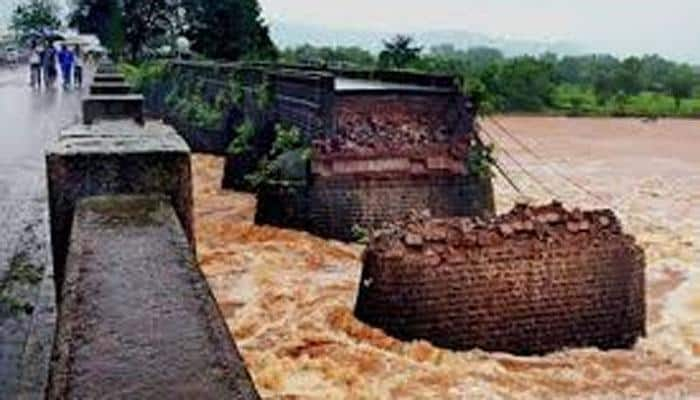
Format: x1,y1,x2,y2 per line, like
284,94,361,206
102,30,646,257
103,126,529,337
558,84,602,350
158,62,496,241
306,174,494,241
355,202,646,355
144,61,495,241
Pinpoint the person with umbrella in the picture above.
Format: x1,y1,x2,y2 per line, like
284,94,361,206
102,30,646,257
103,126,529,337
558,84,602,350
73,45,83,88
43,40,58,88
58,44,74,89
28,40,43,88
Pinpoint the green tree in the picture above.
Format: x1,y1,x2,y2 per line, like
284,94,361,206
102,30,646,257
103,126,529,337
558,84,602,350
11,0,61,40
378,35,422,69
665,65,696,110
70,0,122,55
465,46,504,73
592,67,618,106
181,0,276,60
480,56,556,112
330,46,375,67
638,54,676,92
70,0,177,60
615,57,644,96
281,44,375,68
122,0,177,59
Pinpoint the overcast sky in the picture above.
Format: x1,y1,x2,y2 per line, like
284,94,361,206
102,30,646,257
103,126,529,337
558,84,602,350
258,0,700,62
2,0,698,61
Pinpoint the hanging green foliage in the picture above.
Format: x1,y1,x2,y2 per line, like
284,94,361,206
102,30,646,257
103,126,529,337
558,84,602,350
227,119,256,155
467,141,496,179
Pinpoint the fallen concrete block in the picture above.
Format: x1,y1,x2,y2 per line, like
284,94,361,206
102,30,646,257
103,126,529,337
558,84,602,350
82,94,144,125
46,120,194,288
89,82,133,95
49,195,260,399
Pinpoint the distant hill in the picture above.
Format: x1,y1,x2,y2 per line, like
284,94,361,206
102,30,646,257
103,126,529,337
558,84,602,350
270,20,584,57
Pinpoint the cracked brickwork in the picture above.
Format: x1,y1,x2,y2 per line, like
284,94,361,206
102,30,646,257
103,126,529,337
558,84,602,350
153,62,493,241
355,202,646,355
308,175,493,241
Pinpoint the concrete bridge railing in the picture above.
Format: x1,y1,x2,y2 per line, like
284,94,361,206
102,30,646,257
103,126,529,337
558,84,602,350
17,64,262,399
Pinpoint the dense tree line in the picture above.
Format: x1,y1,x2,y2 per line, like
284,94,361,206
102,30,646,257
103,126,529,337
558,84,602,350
69,0,275,61
60,0,700,118
281,37,700,116
10,0,62,39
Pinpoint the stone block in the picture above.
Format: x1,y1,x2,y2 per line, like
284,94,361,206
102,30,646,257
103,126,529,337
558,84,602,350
93,73,126,83
96,64,119,74
82,94,144,125
49,195,259,399
45,121,194,288
89,82,133,95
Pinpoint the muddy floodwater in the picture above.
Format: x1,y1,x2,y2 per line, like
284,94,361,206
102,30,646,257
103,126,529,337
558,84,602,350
192,116,700,399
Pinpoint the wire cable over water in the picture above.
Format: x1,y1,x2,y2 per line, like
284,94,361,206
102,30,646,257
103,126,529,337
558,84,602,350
484,116,610,206
479,124,558,200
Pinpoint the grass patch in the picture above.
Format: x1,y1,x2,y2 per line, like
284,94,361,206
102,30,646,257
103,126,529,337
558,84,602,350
0,252,44,317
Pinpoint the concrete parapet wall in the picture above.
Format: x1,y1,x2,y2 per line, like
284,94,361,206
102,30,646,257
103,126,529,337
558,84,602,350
45,121,194,289
49,195,259,399
269,69,335,139
96,62,119,74
355,203,646,355
245,62,460,90
163,61,470,158
89,82,133,95
82,95,144,125
93,73,125,83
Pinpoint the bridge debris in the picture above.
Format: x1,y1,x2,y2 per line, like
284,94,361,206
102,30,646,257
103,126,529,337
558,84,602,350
355,202,646,355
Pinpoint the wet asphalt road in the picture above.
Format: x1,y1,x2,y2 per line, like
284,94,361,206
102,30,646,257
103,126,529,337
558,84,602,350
0,65,83,396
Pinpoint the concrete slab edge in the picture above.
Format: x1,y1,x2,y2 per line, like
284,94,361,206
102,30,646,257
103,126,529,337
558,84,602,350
15,208,57,400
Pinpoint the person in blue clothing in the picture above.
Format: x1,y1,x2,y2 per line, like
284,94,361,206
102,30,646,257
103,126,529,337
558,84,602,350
43,42,57,88
57,44,75,89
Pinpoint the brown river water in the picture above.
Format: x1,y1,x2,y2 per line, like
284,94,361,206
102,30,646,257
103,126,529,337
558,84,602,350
192,116,700,399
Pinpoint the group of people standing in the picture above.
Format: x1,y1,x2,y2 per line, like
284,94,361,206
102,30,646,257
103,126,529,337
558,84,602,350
29,41,83,90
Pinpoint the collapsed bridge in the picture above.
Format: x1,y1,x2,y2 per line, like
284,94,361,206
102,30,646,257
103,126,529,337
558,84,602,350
144,61,646,356
355,202,646,355
155,62,496,241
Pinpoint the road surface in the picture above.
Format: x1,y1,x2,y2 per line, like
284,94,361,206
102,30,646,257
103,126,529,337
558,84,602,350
0,65,83,397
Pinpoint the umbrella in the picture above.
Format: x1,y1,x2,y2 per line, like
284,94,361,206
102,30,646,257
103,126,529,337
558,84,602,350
42,29,66,42
27,28,65,42
58,39,86,47
85,45,108,54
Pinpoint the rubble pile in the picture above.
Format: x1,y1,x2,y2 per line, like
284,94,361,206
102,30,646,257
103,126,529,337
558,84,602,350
315,100,460,157
368,201,628,257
